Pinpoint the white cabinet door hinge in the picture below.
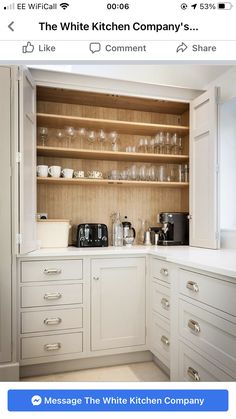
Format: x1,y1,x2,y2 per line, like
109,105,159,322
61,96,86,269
215,231,220,241
216,164,220,174
16,234,22,245
16,152,22,163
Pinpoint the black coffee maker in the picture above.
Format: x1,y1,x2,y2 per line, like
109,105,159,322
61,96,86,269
158,212,189,245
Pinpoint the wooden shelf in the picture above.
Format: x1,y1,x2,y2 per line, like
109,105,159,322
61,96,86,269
37,146,189,164
37,113,189,136
37,86,189,115
37,177,189,188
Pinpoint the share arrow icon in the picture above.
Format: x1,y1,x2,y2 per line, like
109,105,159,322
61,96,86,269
176,42,188,53
191,3,197,9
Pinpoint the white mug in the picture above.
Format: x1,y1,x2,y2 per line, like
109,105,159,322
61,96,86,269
37,165,48,178
74,170,84,178
48,166,61,178
62,168,74,179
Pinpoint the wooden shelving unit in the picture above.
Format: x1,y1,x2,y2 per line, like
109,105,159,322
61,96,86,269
37,113,189,136
37,177,189,188
37,146,189,164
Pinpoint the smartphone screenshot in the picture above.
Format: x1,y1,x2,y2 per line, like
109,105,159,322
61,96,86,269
0,1,236,418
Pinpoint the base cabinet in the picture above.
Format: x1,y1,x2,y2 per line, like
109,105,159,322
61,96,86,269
91,257,146,351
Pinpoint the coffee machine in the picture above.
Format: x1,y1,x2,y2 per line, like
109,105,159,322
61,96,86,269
158,212,189,245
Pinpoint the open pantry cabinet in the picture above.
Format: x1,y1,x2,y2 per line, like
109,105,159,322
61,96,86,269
36,86,190,245
16,67,220,252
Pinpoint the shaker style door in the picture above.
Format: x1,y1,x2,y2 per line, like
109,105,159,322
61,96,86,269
190,87,220,249
0,67,12,363
91,258,146,351
18,68,37,254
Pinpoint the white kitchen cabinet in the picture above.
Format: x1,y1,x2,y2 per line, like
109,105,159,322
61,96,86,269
91,257,146,351
19,259,86,366
172,266,236,381
190,87,220,249
0,67,12,365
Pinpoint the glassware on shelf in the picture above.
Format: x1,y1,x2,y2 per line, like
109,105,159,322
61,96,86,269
149,138,155,154
77,128,87,148
139,165,147,181
109,131,119,151
56,129,65,142
148,166,156,181
87,130,97,149
65,126,76,147
39,127,48,147
157,164,167,182
172,133,183,155
164,132,172,154
159,132,165,154
154,133,160,154
97,129,107,150
125,146,136,153
181,164,189,182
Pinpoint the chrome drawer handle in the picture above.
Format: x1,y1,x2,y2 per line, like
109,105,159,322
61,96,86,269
186,281,199,293
44,292,62,300
187,366,201,381
188,319,201,334
44,343,61,351
44,268,62,275
161,297,170,309
44,317,62,326
160,268,169,276
161,335,170,346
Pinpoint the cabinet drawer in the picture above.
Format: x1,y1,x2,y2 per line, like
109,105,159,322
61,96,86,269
151,282,170,320
150,313,170,368
21,332,83,360
21,307,83,333
151,258,173,284
179,269,236,316
179,300,236,376
21,260,83,283
21,283,83,308
179,342,234,382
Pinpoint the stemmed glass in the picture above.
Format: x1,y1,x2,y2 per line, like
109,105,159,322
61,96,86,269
97,129,107,150
56,129,65,143
39,127,48,147
87,130,97,149
109,131,119,151
65,126,75,147
77,128,87,148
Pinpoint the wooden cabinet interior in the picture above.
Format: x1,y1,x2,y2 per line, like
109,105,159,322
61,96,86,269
36,86,189,244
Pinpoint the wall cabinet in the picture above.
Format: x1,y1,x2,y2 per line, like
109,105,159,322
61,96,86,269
91,257,146,351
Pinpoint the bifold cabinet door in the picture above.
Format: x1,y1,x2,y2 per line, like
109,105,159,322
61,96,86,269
19,68,37,254
190,87,220,249
91,258,146,351
0,67,12,363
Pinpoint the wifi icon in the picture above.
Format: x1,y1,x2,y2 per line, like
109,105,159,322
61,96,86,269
60,2,69,9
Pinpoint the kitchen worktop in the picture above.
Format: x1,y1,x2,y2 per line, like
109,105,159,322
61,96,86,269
18,245,236,279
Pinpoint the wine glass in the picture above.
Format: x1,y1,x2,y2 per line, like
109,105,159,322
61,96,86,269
77,128,87,148
65,126,75,147
97,129,107,150
39,127,48,147
56,129,65,142
87,130,97,149
109,131,119,151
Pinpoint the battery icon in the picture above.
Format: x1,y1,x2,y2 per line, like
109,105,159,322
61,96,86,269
218,2,233,9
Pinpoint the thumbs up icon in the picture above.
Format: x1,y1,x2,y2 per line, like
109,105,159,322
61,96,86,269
22,42,35,53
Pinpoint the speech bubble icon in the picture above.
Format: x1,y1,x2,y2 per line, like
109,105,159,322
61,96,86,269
89,42,101,53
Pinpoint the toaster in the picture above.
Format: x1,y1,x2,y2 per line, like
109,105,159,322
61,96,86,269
76,223,108,247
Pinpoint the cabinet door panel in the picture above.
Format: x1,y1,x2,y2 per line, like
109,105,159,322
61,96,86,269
0,67,12,363
91,258,146,350
190,87,219,249
19,68,37,254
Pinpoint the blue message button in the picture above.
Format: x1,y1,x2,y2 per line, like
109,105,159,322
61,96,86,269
8,389,228,412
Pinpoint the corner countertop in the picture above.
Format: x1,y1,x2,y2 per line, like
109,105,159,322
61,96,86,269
18,245,236,279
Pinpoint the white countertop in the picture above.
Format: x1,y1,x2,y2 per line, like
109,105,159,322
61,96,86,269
19,245,236,279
